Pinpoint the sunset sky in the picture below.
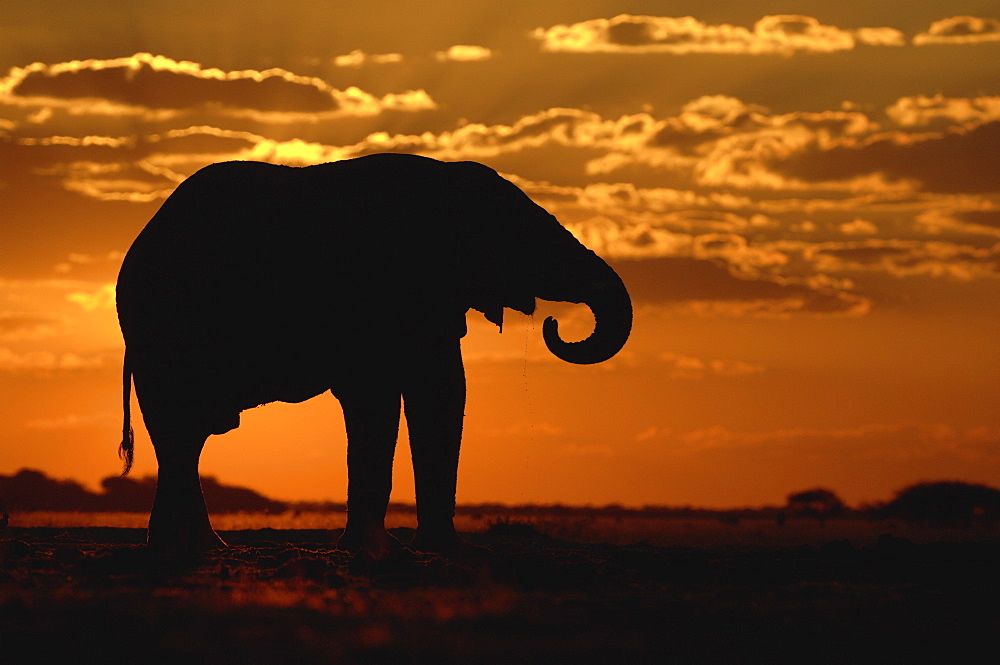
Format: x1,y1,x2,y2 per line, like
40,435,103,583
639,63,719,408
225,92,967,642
1,1,998,509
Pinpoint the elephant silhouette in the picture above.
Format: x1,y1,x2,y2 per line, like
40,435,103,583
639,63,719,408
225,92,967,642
116,153,632,558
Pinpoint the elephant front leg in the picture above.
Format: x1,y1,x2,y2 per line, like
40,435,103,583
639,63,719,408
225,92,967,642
336,388,402,559
403,339,465,553
147,428,227,560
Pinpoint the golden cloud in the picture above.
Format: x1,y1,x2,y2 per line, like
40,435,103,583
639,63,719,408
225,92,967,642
434,45,493,62
853,27,907,47
658,351,765,379
30,91,991,204
0,347,106,371
332,50,403,67
886,94,1000,128
773,119,1000,194
634,422,1000,463
914,16,1000,45
533,14,902,55
54,251,125,275
612,258,870,317
808,240,1000,281
1,53,435,121
24,412,116,430
0,279,123,373
66,284,116,311
839,219,878,235
0,314,59,342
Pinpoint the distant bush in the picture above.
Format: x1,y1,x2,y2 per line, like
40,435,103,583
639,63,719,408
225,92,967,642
0,468,287,513
877,481,1000,525
786,488,845,523
485,517,546,538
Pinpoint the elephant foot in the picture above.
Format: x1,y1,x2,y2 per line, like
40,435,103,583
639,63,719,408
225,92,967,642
336,525,402,561
147,521,227,567
409,524,465,555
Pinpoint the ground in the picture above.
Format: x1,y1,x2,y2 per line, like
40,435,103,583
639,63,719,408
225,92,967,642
1,519,997,663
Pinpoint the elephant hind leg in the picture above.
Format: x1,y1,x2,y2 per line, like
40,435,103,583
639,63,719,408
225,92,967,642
146,426,226,560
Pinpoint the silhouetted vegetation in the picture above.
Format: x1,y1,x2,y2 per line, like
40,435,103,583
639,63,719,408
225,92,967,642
875,481,1000,525
4,469,999,528
785,487,845,524
485,517,546,539
0,469,286,513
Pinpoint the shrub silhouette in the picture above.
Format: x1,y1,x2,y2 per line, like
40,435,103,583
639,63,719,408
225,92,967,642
878,481,1000,525
0,469,102,511
0,468,286,513
786,487,845,523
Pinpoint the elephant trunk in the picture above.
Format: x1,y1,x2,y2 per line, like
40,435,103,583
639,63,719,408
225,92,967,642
542,270,632,365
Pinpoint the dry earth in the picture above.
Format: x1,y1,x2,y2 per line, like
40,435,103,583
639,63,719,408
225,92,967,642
1,523,997,663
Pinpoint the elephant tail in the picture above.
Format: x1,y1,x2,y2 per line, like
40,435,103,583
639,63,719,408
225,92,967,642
119,349,134,475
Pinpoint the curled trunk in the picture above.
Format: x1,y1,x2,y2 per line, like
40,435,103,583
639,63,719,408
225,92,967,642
542,272,632,365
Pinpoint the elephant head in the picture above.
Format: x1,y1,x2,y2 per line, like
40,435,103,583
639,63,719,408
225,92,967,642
454,163,632,365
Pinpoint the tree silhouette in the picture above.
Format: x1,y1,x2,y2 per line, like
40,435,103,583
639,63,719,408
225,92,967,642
786,487,845,524
878,481,1000,525
0,469,102,511
0,468,287,513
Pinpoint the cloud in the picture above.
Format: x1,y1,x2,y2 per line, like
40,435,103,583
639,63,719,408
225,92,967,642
774,119,1000,194
559,444,613,457
886,94,1000,129
659,352,765,378
916,208,1000,238
0,314,59,341
33,92,986,206
1,53,435,122
0,279,123,362
66,283,116,311
483,422,565,437
24,412,115,430
808,240,1000,281
634,422,1000,465
278,98,889,193
839,219,878,235
434,45,493,62
332,50,403,67
54,251,125,276
0,346,106,371
533,14,902,55
612,257,870,317
853,27,907,47
914,16,1000,45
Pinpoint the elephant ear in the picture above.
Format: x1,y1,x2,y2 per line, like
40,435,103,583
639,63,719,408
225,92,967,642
477,303,504,331
472,295,536,332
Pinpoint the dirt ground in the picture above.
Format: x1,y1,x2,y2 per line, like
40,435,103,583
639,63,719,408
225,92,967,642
1,522,997,663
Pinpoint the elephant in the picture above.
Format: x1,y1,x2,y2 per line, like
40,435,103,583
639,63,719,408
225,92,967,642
116,153,631,558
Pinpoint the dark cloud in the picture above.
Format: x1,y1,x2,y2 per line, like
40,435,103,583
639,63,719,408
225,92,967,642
810,240,1000,281
773,121,1000,194
606,17,659,46
0,314,57,336
815,246,911,264
959,210,1000,229
10,55,338,112
533,14,863,55
914,16,1000,45
1,55,435,123
611,257,867,315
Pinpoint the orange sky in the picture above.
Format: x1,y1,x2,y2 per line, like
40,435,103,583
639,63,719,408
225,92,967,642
1,1,998,508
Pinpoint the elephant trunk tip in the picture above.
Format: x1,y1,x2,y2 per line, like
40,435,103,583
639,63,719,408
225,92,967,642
542,276,632,365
